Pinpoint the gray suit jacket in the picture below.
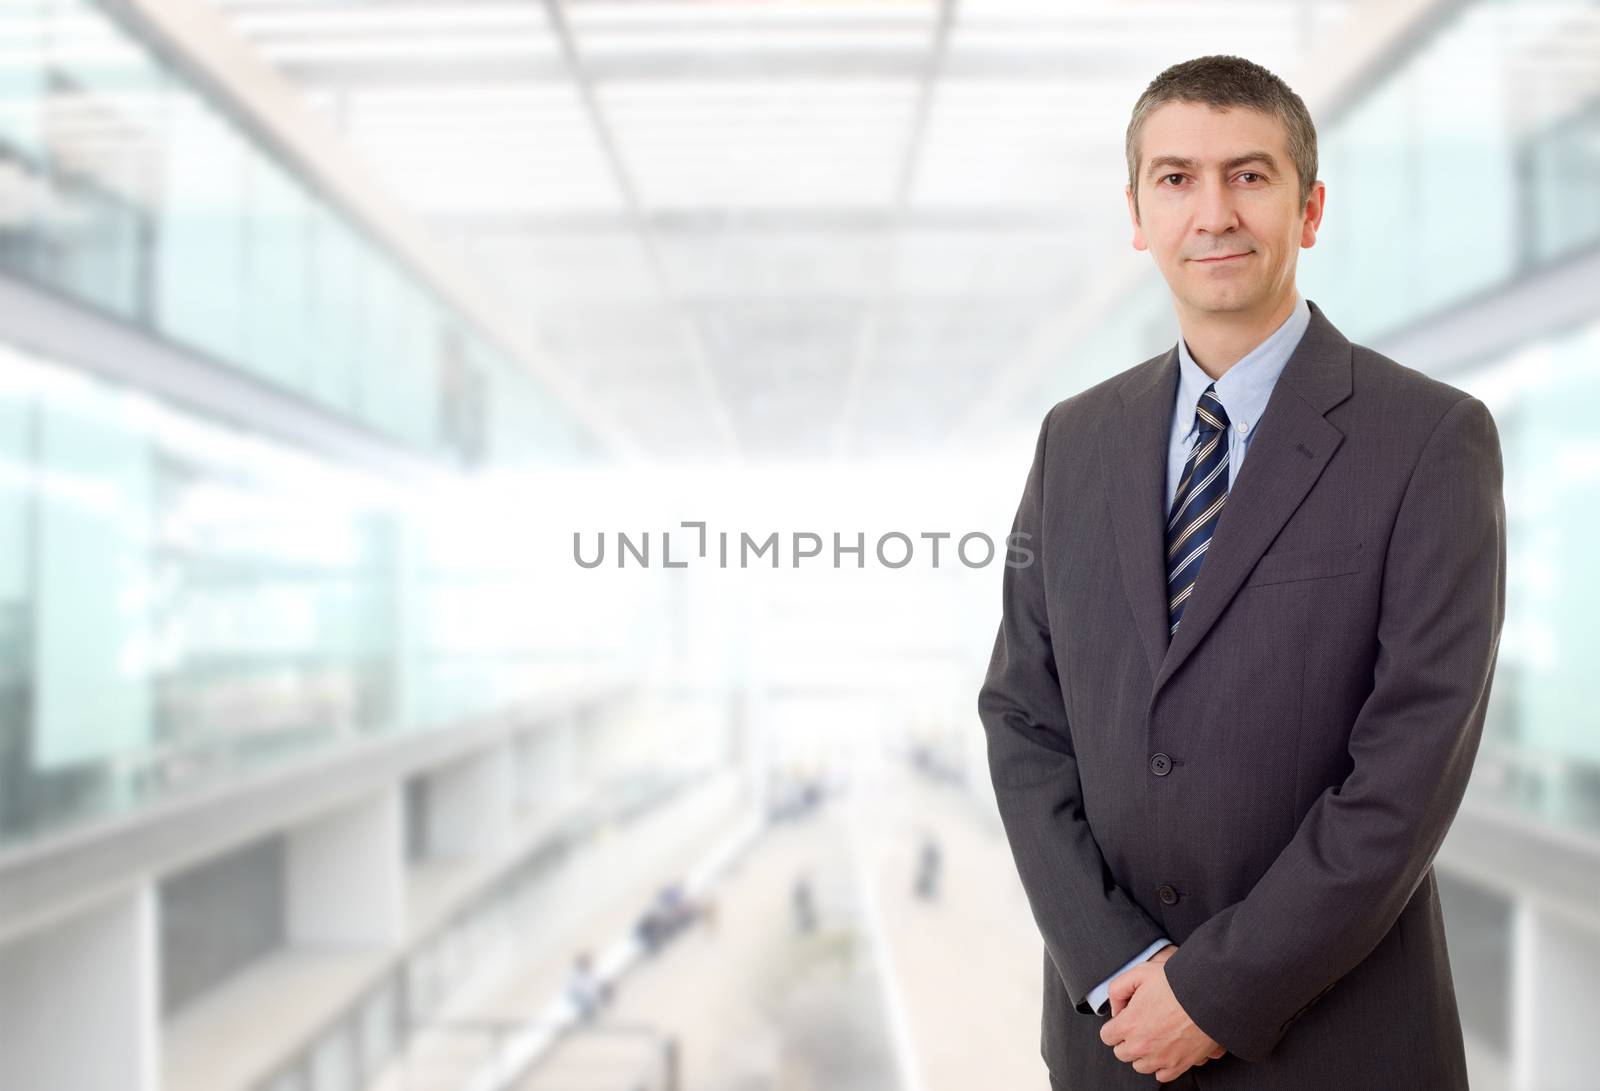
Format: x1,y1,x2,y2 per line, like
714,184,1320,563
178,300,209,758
979,299,1505,1089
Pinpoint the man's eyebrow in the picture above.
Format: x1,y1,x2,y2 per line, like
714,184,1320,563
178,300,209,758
1145,151,1281,178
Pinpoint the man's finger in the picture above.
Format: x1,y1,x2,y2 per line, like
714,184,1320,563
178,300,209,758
1107,969,1143,1016
1109,987,1132,1017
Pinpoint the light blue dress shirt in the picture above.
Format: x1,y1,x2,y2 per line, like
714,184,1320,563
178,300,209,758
1163,292,1311,516
1086,291,1311,1018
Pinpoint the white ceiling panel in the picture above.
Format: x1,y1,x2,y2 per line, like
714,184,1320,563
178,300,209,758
207,0,1360,461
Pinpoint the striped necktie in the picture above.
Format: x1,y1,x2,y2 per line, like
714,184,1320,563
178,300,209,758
1166,383,1231,637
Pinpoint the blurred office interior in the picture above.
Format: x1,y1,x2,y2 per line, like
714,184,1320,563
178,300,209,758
0,0,1597,1089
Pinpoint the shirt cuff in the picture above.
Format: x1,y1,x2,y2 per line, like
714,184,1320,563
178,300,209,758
1087,936,1174,1015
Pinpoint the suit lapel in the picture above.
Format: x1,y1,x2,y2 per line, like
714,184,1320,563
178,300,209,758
1100,298,1355,703
1101,344,1180,689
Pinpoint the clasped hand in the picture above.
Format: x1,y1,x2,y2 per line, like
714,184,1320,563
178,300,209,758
1098,944,1226,1083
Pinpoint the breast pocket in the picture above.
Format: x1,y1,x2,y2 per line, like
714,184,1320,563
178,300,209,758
1243,540,1365,588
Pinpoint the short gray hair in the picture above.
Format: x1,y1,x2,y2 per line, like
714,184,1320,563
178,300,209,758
1125,54,1318,221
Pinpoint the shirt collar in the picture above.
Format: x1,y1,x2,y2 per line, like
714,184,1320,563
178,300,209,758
1174,292,1310,440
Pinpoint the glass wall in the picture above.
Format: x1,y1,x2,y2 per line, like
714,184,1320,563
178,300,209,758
0,341,624,850
0,0,593,467
1453,315,1600,834
1299,0,1569,339
0,0,627,850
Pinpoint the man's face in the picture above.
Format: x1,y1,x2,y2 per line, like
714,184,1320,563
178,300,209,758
1125,101,1324,316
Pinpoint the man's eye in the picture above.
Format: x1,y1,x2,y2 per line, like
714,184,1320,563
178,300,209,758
1160,174,1186,186
1238,172,1264,183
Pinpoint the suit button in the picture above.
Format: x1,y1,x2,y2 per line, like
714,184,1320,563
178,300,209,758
1158,884,1179,905
1149,753,1172,776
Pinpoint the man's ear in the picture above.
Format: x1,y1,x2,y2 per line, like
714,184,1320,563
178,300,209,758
1300,179,1326,249
1126,185,1148,252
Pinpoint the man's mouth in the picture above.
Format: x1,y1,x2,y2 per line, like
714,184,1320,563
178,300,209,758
1192,251,1252,263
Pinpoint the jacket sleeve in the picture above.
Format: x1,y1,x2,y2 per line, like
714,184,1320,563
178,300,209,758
1162,395,1508,1061
978,407,1170,1016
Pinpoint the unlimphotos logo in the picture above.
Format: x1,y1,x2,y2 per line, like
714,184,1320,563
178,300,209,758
574,522,1035,570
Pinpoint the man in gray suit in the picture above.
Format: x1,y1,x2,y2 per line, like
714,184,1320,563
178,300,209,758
978,55,1506,1088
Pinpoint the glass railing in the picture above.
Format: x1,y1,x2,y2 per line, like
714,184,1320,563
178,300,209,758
250,771,697,1091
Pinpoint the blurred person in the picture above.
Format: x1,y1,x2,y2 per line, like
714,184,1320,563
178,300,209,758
801,777,822,813
979,54,1504,1089
635,881,697,954
913,834,942,902
566,950,611,1022
791,872,816,935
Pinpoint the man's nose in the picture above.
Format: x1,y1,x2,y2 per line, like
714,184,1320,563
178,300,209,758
1194,179,1240,235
